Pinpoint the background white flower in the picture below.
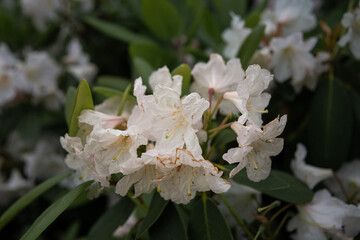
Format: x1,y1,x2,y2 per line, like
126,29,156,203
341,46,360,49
290,143,333,189
338,6,360,59
261,0,316,36
222,13,251,59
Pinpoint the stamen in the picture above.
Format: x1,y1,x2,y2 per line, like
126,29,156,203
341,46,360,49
250,152,259,170
112,136,131,160
165,121,184,139
78,169,90,180
187,168,194,196
98,186,104,193
248,107,269,114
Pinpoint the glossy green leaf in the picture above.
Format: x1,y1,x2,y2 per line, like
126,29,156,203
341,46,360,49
237,24,265,68
129,42,175,69
0,171,73,231
233,169,313,204
308,79,352,170
65,86,77,127
83,16,153,44
69,80,94,137
96,76,131,92
136,193,168,239
88,197,135,240
142,0,182,40
171,64,191,95
92,86,136,101
20,181,92,240
149,203,188,240
188,197,234,240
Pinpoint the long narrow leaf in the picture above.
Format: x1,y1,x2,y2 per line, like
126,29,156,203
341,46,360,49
83,16,153,44
20,181,92,240
0,170,73,231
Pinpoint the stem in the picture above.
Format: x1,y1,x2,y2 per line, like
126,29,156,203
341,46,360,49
208,88,215,113
271,211,291,240
117,84,132,116
218,194,254,239
269,203,293,223
127,192,149,213
253,225,265,240
210,94,224,116
209,122,234,133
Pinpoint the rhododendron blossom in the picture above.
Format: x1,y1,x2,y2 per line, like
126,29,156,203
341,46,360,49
223,115,287,181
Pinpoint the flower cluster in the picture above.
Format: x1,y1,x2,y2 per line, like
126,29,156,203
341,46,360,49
61,54,287,203
0,39,96,108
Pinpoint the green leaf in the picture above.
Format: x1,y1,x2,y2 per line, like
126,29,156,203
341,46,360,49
171,64,191,95
131,57,154,90
237,24,265,68
142,0,182,40
69,80,95,137
188,197,234,240
0,171,73,231
245,12,260,28
308,79,352,170
136,193,168,239
129,42,175,69
185,0,205,41
149,203,188,240
200,9,222,46
88,197,135,240
65,86,77,127
83,16,153,44
214,128,237,146
233,169,313,204
20,181,92,240
213,0,248,28
96,76,131,91
92,86,136,101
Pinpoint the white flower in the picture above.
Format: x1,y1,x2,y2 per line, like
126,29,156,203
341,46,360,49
287,189,360,240
191,54,244,115
0,44,26,106
261,0,316,36
22,134,68,181
20,0,62,31
269,32,317,85
133,77,209,157
326,159,360,202
60,110,128,187
338,7,360,59
148,66,182,95
291,52,330,93
0,169,32,205
290,143,333,189
63,38,97,82
22,51,63,109
222,115,287,181
223,64,273,127
222,13,251,59
116,148,230,204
